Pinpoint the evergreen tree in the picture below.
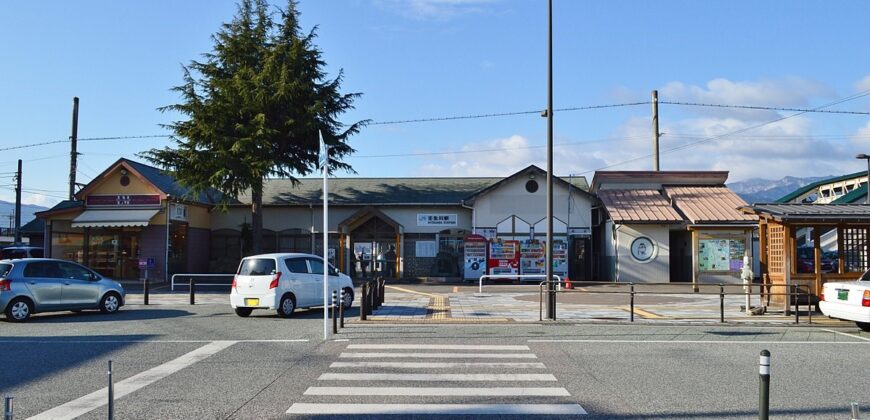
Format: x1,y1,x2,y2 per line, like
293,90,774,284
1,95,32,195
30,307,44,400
141,0,364,254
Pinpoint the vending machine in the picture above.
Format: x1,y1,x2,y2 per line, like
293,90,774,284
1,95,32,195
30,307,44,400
463,234,488,281
488,240,519,277
552,240,568,278
520,240,545,277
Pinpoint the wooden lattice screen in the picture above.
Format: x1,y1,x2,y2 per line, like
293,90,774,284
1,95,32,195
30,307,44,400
842,228,867,272
768,225,785,274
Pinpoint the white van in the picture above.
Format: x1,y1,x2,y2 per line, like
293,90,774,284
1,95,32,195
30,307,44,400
230,253,354,318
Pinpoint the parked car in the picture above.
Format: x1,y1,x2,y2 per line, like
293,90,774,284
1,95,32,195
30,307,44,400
0,258,126,322
230,253,354,318
0,246,44,259
819,269,870,331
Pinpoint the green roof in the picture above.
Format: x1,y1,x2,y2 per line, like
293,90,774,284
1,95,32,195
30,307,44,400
832,185,868,204
775,171,865,203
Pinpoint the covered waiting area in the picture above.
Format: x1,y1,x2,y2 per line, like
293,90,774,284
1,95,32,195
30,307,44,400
740,204,870,310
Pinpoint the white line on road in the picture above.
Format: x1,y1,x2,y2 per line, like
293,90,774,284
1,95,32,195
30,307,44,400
330,361,547,369
340,352,538,359
820,329,870,342
318,373,557,381
286,403,587,415
0,339,307,344
347,344,530,350
527,339,870,344
27,341,237,420
304,387,570,396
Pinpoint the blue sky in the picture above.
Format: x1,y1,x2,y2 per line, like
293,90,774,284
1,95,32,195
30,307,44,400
3,0,870,208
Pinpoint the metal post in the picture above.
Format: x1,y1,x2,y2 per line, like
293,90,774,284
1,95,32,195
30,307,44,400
108,360,114,420
339,289,345,328
851,402,861,420
720,284,725,323
360,282,368,321
759,350,770,420
14,160,21,244
369,281,376,314
544,0,556,321
143,278,149,305
189,277,195,305
373,279,379,309
794,286,800,324
4,395,12,420
379,278,385,307
630,283,635,322
652,90,660,171
332,290,338,334
69,97,79,200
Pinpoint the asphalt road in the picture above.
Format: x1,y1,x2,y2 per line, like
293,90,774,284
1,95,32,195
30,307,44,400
1,302,868,419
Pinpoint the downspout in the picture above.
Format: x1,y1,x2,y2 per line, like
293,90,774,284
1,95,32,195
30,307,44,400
461,200,476,233
614,223,621,283
309,204,315,254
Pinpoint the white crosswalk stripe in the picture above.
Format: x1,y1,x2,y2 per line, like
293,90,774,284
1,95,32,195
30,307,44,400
287,342,587,416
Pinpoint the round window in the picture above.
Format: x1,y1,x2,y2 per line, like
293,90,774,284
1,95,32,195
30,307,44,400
525,180,539,193
630,237,655,262
119,175,130,186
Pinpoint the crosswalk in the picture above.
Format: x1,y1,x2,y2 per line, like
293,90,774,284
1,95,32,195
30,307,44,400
286,343,587,416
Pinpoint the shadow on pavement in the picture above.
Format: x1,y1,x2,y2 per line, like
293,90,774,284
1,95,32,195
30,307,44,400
21,308,195,323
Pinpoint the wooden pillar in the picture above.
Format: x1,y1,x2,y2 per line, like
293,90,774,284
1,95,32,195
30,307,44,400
783,224,792,314
758,222,768,276
691,229,699,292
837,224,845,275
813,226,821,296
396,232,403,279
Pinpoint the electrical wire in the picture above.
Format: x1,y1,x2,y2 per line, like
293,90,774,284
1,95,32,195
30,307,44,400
354,135,649,158
368,102,649,125
661,101,870,115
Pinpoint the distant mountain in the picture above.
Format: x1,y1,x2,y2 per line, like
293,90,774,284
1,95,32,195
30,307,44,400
728,176,830,204
0,200,49,227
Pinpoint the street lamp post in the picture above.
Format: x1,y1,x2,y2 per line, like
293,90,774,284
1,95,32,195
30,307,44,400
856,154,870,204
545,0,556,320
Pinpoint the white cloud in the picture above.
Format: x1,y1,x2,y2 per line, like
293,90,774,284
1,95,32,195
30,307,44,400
23,193,61,208
856,75,870,92
374,0,497,21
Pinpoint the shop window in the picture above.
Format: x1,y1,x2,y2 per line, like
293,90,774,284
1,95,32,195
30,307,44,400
819,227,838,273
51,231,84,263
794,227,815,274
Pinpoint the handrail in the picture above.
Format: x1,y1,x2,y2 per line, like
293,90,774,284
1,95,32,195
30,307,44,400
478,274,562,293
170,273,235,291
537,281,814,324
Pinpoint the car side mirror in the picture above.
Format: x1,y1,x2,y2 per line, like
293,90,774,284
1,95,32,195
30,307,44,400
90,273,101,281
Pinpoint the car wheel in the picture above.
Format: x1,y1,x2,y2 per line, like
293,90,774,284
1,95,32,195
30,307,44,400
342,288,354,309
99,293,121,314
234,307,253,317
5,298,32,322
277,295,295,318
857,322,870,332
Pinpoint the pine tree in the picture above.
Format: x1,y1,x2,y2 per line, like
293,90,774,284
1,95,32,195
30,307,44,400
141,0,364,254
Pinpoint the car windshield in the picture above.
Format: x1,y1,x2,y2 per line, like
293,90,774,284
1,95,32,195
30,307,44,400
0,263,11,277
238,258,276,276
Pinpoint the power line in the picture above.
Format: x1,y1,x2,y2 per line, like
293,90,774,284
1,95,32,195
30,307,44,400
368,102,649,125
661,101,870,115
354,135,649,158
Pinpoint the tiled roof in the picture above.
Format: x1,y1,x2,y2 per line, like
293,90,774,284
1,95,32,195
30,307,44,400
597,189,684,223
241,177,500,206
741,203,870,221
665,186,757,224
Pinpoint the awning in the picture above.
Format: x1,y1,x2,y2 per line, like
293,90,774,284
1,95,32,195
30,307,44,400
71,209,160,228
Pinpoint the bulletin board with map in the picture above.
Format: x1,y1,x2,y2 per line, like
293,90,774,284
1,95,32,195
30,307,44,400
698,239,746,272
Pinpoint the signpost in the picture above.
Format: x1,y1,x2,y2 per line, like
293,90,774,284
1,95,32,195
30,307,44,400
320,131,330,341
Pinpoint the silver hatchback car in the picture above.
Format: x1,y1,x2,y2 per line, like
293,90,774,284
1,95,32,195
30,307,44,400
0,258,126,322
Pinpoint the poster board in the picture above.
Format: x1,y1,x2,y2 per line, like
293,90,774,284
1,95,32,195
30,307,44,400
698,239,745,272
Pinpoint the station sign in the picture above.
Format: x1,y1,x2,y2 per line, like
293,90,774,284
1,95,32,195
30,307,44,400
87,194,161,206
416,213,457,227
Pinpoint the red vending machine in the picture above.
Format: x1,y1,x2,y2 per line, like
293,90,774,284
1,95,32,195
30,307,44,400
463,234,488,281
488,239,519,277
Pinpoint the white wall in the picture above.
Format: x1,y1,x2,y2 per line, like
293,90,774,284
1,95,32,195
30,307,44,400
473,176,593,230
615,224,671,283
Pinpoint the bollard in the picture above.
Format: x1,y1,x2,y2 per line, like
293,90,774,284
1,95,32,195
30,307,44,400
4,395,12,420
360,282,368,321
143,278,149,305
794,287,800,324
369,281,376,315
332,290,338,334
189,277,196,305
759,349,770,420
630,283,635,323
339,289,345,328
851,402,860,420
108,360,114,420
719,284,725,323
379,278,385,307
374,279,381,309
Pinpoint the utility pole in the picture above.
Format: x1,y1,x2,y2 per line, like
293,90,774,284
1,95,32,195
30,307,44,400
14,159,21,244
69,96,79,200
545,0,556,320
652,90,660,171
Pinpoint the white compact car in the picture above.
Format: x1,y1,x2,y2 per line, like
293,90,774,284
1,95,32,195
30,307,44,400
819,270,870,331
230,253,354,318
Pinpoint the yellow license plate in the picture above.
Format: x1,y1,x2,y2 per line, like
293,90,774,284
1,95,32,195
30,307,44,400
245,298,260,307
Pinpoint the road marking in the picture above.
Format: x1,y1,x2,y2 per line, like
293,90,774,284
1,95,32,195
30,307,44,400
528,339,870,344
0,339,306,344
340,352,538,359
385,285,443,298
27,341,236,420
821,328,870,342
621,306,665,319
347,344,529,350
304,387,569,396
333,339,350,342
318,373,557,381
287,403,587,415
330,361,547,369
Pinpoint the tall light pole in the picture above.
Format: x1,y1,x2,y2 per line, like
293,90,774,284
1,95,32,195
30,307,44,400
857,154,870,204
545,0,556,320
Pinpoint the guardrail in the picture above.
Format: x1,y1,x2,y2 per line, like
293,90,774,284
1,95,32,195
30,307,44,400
170,273,235,291
537,281,815,323
478,274,563,294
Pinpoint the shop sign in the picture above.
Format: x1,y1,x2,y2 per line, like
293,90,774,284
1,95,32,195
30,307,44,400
417,213,457,227
569,227,591,236
170,203,188,221
87,194,161,206
138,257,156,269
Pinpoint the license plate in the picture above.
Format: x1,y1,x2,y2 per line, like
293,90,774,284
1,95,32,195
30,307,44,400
837,289,849,300
245,298,260,307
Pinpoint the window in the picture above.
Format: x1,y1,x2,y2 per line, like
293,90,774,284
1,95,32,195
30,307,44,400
307,258,324,275
23,261,60,278
0,263,12,277
284,258,309,273
57,262,94,281
238,258,276,276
